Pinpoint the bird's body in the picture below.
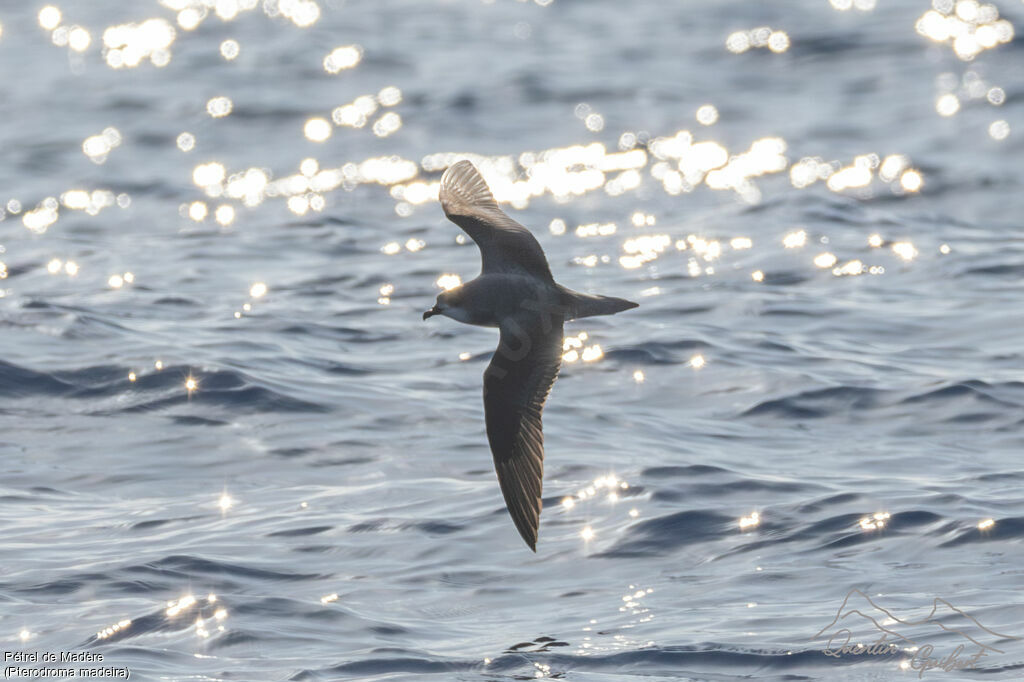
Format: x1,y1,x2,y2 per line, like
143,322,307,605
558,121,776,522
424,160,637,551
434,273,556,327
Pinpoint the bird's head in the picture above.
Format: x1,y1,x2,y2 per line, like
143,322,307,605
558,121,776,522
422,286,464,321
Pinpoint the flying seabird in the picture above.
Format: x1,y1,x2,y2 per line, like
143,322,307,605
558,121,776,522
423,160,638,551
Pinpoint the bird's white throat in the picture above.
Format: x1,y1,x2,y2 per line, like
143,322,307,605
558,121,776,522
440,305,474,324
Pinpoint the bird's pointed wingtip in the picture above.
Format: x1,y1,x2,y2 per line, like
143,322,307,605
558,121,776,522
444,158,476,174
440,159,498,213
511,513,539,552
514,524,538,552
439,159,468,185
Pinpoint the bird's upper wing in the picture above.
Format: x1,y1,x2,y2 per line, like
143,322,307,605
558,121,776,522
439,160,554,281
483,310,564,551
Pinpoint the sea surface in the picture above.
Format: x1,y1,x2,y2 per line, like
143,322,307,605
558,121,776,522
1,1,1023,680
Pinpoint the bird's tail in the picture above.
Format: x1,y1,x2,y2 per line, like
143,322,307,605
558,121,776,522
559,285,638,321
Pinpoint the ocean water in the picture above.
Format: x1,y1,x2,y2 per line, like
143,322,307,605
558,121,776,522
2,1,1023,680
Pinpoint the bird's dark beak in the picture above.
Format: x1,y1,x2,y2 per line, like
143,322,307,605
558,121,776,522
423,306,440,320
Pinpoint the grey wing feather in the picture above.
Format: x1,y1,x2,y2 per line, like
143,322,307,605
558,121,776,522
439,160,553,281
483,312,564,551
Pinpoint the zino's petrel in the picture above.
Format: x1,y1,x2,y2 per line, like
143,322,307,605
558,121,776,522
423,160,638,551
